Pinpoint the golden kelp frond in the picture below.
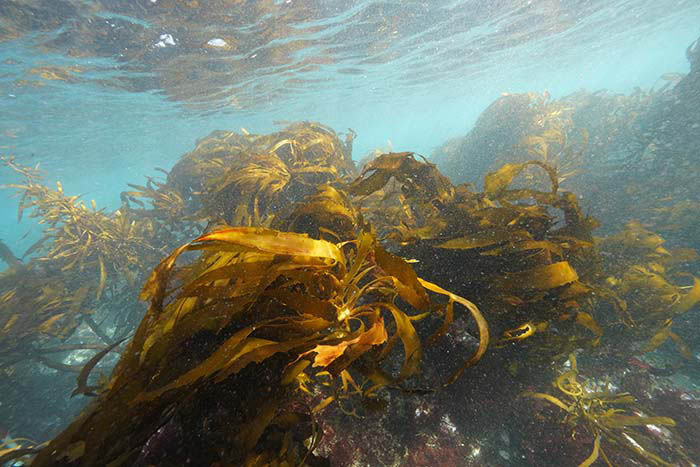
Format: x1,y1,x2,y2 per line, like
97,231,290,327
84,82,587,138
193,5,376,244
599,223,700,357
347,152,456,242
120,172,187,221
518,92,586,188
523,354,688,466
482,159,558,198
0,265,89,363
4,157,187,282
349,152,454,204
599,221,669,258
199,152,291,225
346,153,603,356
33,224,484,465
158,123,355,225
520,127,588,186
266,121,355,177
497,261,578,292
302,318,388,369
609,265,699,356
274,184,360,242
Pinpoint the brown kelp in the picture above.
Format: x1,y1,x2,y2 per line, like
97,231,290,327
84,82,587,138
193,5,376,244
429,65,700,255
0,122,362,455
3,156,169,292
30,220,486,465
2,109,700,465
433,91,588,189
0,122,356,375
523,353,690,466
599,222,700,359
0,262,93,363
131,121,357,226
0,157,167,372
348,150,700,382
348,151,603,358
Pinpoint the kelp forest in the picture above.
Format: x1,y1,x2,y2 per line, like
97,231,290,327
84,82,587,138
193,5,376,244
1,37,700,467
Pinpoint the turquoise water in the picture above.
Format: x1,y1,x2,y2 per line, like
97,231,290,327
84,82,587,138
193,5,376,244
1,1,698,249
1,1,700,464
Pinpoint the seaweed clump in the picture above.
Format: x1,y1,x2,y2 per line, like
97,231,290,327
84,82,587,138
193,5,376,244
0,122,359,446
599,221,700,360
433,91,588,189
348,152,604,359
133,121,356,226
0,156,171,370
28,193,487,465
2,115,700,465
523,353,690,466
0,122,355,374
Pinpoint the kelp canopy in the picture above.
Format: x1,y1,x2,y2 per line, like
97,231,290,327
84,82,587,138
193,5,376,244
0,122,355,374
1,109,699,464
432,91,589,190
434,37,700,253
28,199,488,466
132,121,356,226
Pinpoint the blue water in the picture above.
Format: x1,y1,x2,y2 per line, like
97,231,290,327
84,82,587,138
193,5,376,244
0,1,697,268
